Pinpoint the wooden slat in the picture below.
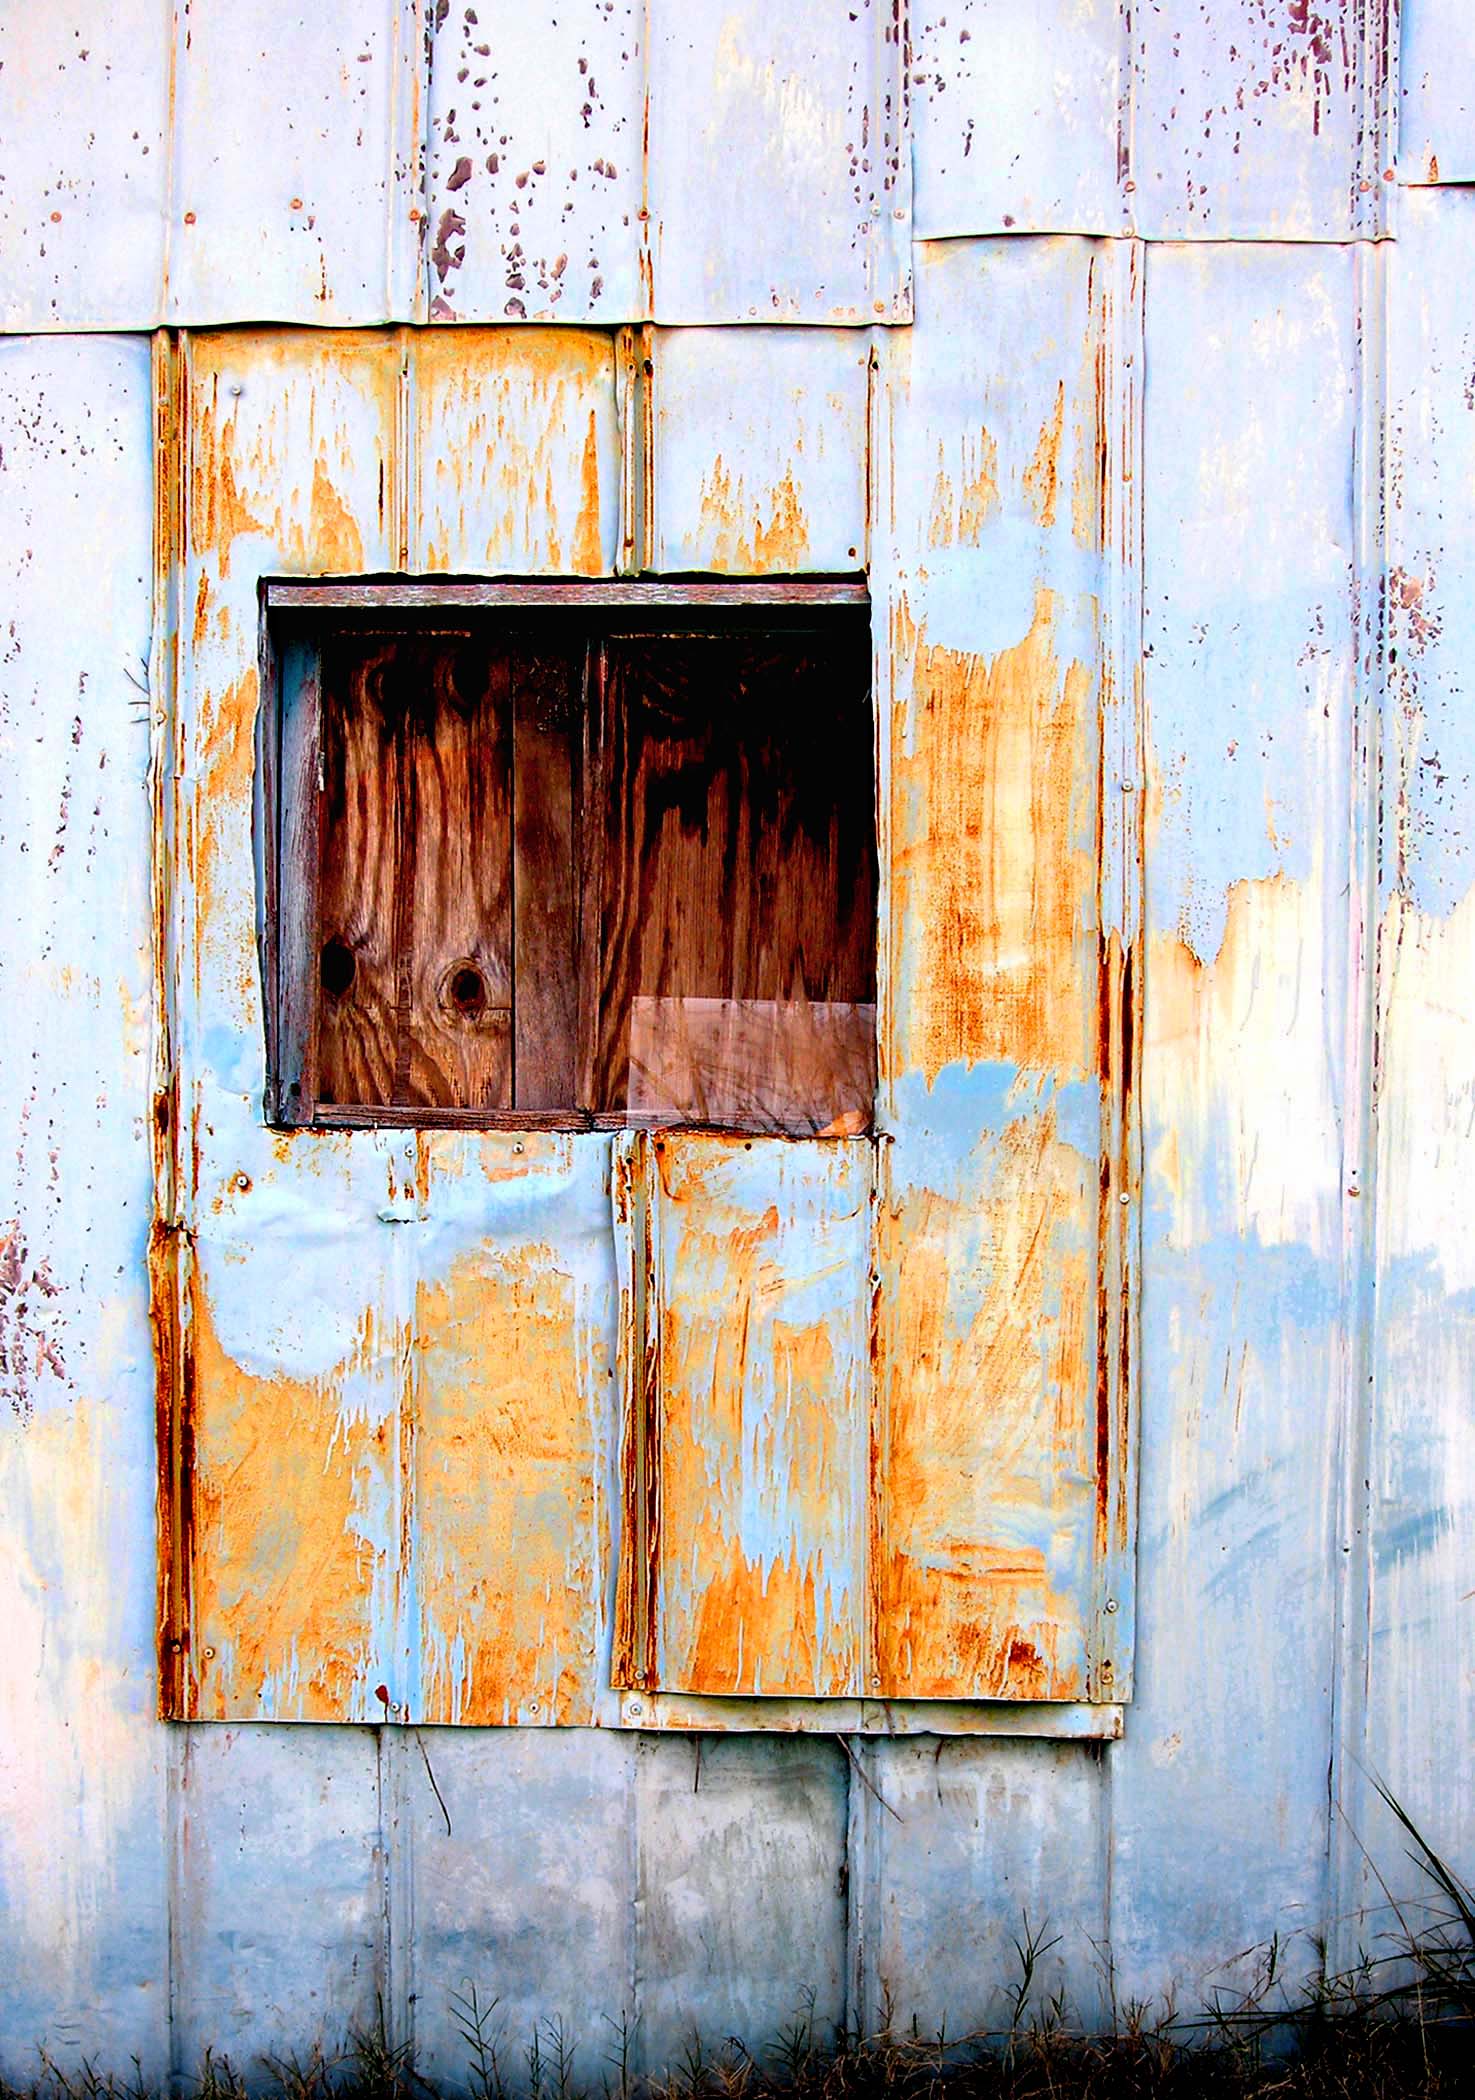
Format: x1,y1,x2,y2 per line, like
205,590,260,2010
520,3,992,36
316,637,402,1109
588,631,876,1130
266,577,870,611
512,650,579,1110
402,640,513,1110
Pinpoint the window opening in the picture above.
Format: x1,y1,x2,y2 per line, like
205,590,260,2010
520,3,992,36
262,584,876,1136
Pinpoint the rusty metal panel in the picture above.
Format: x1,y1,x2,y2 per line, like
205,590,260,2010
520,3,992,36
423,0,646,324
1368,186,1475,1874
911,0,1125,238
1400,2,1475,183
0,3,168,329
623,1134,872,1699
0,334,168,2074
651,329,870,573
411,329,621,572
870,237,1139,1704
1106,241,1358,2003
646,0,911,324
412,1132,617,1726
1132,1,1391,240
166,329,623,1723
166,0,421,325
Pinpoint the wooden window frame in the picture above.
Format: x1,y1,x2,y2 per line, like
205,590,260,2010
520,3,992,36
257,575,875,1134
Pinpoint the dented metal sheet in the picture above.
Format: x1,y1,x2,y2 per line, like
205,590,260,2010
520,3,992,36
0,1,169,330
619,1134,872,1700
911,0,1125,239
911,0,1393,241
1131,0,1391,241
423,0,647,325
645,0,911,324
1399,1,1475,185
166,0,420,325
869,237,1140,1703
650,329,870,573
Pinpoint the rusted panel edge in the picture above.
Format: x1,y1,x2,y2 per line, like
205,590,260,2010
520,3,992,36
610,1131,659,1689
149,329,197,1721
264,577,870,610
615,324,654,577
1092,238,1145,1704
617,1693,1124,1741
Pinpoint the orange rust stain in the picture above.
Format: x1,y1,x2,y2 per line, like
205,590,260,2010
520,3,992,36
414,1240,603,1725
927,426,999,549
870,1092,1095,1702
186,1272,396,1722
572,408,604,573
645,1140,869,1699
696,456,812,573
1022,381,1066,530
307,450,366,573
890,590,1099,1084
189,399,264,580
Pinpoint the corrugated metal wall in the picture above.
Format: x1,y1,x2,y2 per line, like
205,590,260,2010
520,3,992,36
2,0,1472,2084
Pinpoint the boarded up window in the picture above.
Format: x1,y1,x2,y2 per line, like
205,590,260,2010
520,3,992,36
265,605,875,1136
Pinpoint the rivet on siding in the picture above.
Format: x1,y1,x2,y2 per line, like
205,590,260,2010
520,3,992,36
527,1699,540,1715
1120,780,1136,794
627,1701,643,1719
513,1141,524,1154
1119,1192,1130,1205
203,1647,216,1660
1105,1599,1118,1615
870,1675,881,1689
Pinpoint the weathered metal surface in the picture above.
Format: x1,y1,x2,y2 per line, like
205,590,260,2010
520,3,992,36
650,329,870,574
0,2,169,329
423,0,646,324
160,329,624,1723
620,1134,872,1699
0,335,168,2071
166,0,420,325
1399,1,1475,183
645,0,911,324
911,0,1392,241
409,329,621,570
1131,0,1392,240
1110,240,1360,2002
1370,184,1475,1877
911,0,1125,238
870,236,1139,1703
8,7,1475,2069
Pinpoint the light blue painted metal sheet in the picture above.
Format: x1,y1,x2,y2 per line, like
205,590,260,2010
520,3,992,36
423,0,646,325
0,335,167,2075
646,0,911,323
168,1727,383,2067
1132,1,1389,240
911,0,1125,238
1400,1,1475,184
166,0,419,325
651,328,870,573
1108,240,1359,2005
0,2,168,329
1368,185,1475,1882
